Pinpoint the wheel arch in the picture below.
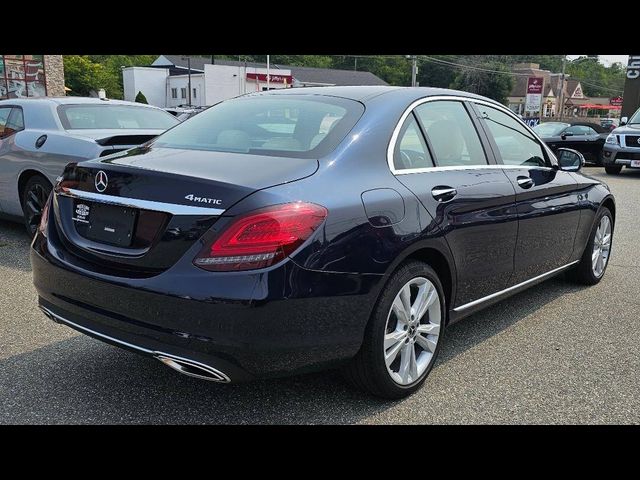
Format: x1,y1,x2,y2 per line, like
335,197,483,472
600,195,616,229
18,169,52,204
381,240,457,325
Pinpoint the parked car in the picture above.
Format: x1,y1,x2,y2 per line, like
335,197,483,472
533,121,608,165
176,107,207,122
600,117,619,132
0,97,179,235
601,107,640,174
31,87,615,399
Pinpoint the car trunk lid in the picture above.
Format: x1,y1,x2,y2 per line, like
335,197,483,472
52,146,318,275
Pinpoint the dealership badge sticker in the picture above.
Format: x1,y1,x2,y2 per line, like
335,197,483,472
73,203,90,223
95,171,108,193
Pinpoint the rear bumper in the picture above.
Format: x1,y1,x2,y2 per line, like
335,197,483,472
31,233,384,381
602,144,640,167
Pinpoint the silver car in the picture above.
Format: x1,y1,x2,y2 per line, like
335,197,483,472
0,97,179,234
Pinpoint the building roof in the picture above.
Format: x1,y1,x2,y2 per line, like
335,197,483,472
214,59,388,86
153,55,210,72
151,56,388,87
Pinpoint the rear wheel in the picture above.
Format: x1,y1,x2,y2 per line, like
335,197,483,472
605,165,622,175
343,261,445,399
21,175,52,237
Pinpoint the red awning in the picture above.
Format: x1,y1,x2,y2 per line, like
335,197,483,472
578,104,622,110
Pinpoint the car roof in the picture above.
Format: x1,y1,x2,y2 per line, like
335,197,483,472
570,121,606,132
246,85,502,106
0,96,161,108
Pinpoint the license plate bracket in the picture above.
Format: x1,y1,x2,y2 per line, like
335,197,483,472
73,200,137,247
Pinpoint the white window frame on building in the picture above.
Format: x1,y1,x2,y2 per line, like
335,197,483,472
193,88,197,99
181,87,187,99
171,87,177,99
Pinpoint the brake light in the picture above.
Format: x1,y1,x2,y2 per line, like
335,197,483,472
194,202,327,272
38,194,52,237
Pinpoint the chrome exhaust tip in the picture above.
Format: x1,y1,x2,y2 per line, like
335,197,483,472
156,354,231,383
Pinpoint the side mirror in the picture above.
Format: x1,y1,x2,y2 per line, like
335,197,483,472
620,116,628,126
561,132,573,140
557,148,584,172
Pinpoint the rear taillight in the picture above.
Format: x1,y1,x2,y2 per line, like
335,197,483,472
39,194,52,237
194,202,327,272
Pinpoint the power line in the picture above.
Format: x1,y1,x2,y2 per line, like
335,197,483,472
336,55,624,95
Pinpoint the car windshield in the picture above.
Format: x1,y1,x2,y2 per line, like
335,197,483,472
532,122,569,136
58,104,179,130
153,95,365,159
628,109,640,125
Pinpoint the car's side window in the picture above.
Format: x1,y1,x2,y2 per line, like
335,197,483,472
6,107,24,134
565,125,593,136
475,103,548,167
393,113,433,171
414,101,488,167
0,107,12,139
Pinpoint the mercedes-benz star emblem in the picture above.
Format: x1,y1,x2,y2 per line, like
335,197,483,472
637,137,640,145
95,171,108,193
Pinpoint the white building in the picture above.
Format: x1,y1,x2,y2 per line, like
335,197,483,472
123,55,387,108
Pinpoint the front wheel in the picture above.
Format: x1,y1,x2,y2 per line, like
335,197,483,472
21,175,52,237
343,261,445,399
605,165,622,175
567,207,613,285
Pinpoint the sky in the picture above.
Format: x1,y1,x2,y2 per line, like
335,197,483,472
568,55,628,67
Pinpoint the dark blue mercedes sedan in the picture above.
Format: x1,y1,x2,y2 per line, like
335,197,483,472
31,86,616,398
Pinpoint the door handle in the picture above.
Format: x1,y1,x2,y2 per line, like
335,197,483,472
431,186,457,202
516,176,534,189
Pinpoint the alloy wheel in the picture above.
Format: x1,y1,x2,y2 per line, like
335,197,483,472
384,277,441,385
592,215,612,278
24,183,48,235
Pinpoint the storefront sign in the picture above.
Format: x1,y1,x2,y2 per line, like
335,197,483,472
622,55,640,119
522,117,540,127
626,55,640,79
525,77,543,113
610,96,623,106
246,73,293,84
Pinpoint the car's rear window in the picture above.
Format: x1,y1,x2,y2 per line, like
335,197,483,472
153,95,365,158
58,104,179,130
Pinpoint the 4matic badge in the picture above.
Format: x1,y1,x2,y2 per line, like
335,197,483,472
184,194,223,205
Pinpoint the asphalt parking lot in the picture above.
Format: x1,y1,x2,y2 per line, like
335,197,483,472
1,166,639,424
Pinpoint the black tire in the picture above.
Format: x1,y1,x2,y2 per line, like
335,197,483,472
567,207,613,285
342,261,445,399
605,165,622,175
21,175,52,237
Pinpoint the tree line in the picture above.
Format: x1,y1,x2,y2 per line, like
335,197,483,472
63,55,626,104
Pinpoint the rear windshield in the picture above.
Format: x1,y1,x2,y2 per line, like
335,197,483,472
58,104,179,130
153,95,365,158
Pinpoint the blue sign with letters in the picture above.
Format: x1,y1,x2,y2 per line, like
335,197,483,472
522,117,540,127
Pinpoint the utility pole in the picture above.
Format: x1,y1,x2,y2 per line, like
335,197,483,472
354,57,357,71
558,55,566,121
181,56,192,107
267,55,270,91
410,55,418,87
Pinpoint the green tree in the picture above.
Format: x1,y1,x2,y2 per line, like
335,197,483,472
88,55,157,99
134,91,148,104
63,55,120,97
450,57,514,104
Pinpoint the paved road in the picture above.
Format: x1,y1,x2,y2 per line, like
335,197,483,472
1,167,639,424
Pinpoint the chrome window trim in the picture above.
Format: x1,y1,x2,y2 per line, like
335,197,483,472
387,95,555,175
57,188,225,216
453,260,579,312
